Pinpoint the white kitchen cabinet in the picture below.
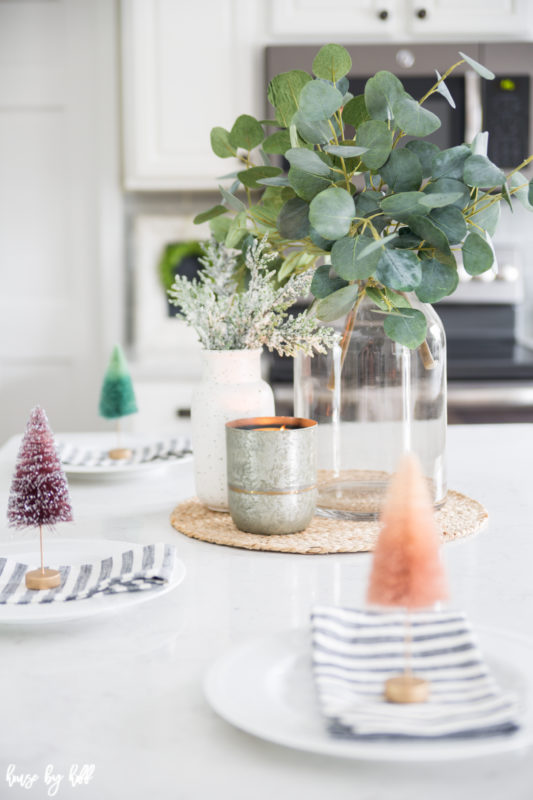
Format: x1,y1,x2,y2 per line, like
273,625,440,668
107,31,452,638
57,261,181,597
269,0,397,38
405,0,531,38
121,0,264,190
268,0,532,40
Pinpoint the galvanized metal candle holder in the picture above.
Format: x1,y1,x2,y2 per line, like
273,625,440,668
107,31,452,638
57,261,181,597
226,417,317,535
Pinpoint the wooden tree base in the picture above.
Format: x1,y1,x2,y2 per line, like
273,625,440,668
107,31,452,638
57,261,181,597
385,675,429,704
108,447,132,460
25,568,61,591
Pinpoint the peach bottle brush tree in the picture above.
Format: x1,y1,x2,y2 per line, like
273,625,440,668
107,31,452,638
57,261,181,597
98,344,138,460
366,453,448,703
7,406,73,590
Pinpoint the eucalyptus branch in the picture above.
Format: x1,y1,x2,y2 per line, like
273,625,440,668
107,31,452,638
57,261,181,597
418,59,464,106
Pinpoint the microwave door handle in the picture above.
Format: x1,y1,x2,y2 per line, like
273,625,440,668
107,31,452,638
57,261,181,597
464,70,483,144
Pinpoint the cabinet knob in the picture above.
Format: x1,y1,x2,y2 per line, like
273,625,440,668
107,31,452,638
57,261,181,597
416,7,427,18
378,9,389,20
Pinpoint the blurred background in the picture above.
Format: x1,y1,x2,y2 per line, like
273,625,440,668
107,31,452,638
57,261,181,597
2,0,533,442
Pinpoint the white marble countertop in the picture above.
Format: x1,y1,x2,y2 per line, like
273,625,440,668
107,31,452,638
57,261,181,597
0,425,532,800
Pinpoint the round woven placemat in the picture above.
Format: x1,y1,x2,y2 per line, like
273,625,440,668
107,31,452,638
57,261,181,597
169,490,488,555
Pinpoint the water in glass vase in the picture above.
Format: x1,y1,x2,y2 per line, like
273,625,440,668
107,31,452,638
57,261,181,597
294,295,447,519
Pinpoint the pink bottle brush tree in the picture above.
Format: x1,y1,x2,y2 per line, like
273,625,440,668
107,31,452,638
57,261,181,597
366,453,448,703
7,406,73,590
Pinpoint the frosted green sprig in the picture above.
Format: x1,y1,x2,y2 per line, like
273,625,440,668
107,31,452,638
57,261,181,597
168,238,338,356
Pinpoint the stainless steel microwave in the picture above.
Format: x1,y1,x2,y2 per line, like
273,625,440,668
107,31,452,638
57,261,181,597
265,43,533,169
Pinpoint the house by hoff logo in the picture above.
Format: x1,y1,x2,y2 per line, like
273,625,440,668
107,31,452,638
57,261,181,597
6,764,95,796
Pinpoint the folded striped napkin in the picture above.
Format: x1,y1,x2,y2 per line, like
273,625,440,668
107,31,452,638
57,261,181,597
58,437,191,468
0,543,176,604
311,607,520,740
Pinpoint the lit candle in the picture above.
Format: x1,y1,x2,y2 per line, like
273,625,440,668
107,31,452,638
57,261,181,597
225,416,317,535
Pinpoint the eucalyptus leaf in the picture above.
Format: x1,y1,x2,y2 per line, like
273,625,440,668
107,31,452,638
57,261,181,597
312,44,352,82
209,215,231,242
529,178,533,206
228,115,264,151
298,80,343,122
384,308,427,348
193,205,227,225
237,166,282,189
365,286,411,311
380,191,429,217
392,228,422,249
462,231,494,275
509,171,533,211
262,129,292,154
278,251,315,281
342,95,370,127
309,227,334,251
419,191,464,209
429,205,467,244
375,248,422,291
285,147,332,177
392,93,441,137
424,178,470,208
257,176,291,187
467,192,500,236
331,235,381,281
405,141,440,177
309,186,355,240
434,70,456,108
293,111,339,145
324,144,368,157
288,166,332,201
415,257,459,303
458,51,495,81
357,121,393,170
463,155,505,188
364,71,404,122
218,184,246,212
357,189,383,216
310,263,348,298
405,215,450,251
315,284,360,322
380,149,423,193
502,181,513,211
267,70,312,128
210,127,235,159
431,145,471,180
337,76,350,95
276,197,310,239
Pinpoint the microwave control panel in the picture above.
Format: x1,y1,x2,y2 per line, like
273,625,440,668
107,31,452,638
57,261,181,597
485,76,530,167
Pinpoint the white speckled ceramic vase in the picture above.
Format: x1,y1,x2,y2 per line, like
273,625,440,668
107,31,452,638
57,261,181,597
191,349,275,511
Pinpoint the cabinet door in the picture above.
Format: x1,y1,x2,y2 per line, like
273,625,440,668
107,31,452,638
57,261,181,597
269,0,398,37
121,0,261,190
406,0,530,37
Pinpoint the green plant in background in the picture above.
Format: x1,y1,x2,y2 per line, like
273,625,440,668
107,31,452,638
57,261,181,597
195,43,533,349
158,241,204,294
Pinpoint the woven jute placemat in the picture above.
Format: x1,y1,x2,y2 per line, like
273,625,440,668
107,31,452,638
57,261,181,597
169,490,488,555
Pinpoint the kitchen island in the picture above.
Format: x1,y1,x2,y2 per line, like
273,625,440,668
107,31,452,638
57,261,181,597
0,424,532,800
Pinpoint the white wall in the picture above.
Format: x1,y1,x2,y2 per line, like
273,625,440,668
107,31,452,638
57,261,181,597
0,0,124,442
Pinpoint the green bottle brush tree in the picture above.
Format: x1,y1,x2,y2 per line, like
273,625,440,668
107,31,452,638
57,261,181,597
99,344,138,460
196,44,533,353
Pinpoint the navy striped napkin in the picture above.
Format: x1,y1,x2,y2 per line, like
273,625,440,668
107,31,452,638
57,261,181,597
311,607,520,740
58,437,191,468
0,543,176,604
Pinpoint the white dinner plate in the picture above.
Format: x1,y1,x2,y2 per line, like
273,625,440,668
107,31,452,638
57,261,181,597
205,627,533,761
61,453,192,478
0,539,186,624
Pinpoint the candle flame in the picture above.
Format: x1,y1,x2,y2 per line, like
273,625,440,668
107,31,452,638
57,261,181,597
280,425,287,431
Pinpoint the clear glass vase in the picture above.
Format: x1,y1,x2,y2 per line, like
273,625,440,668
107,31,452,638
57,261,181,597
294,294,447,519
